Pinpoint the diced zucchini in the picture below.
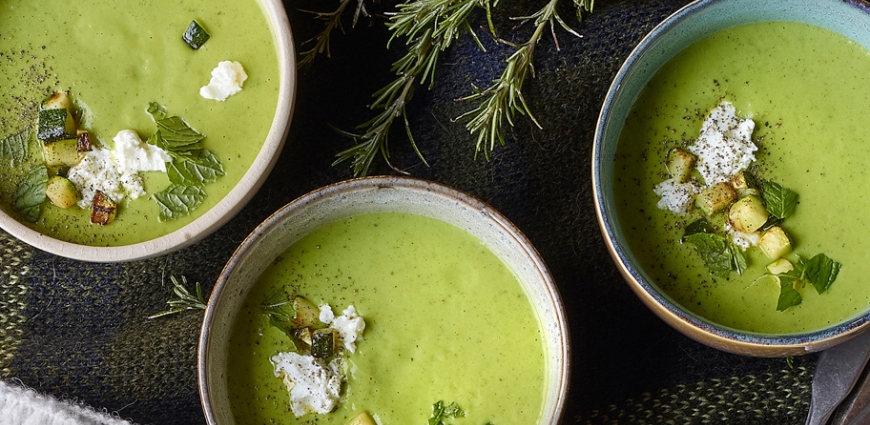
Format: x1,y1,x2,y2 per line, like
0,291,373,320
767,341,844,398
766,258,794,275
666,148,696,183
291,296,323,329
728,195,769,233
694,182,737,216
311,328,337,358
759,226,792,259
76,130,93,152
293,327,313,346
729,171,759,197
37,108,76,143
45,176,80,209
90,191,117,225
42,138,83,168
346,412,377,425
42,91,72,110
183,20,210,50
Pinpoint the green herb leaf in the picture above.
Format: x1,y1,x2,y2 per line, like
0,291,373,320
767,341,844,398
260,291,299,351
729,243,747,276
683,218,711,238
167,149,225,185
429,401,464,425
147,102,167,121
762,181,798,220
683,233,732,277
153,184,207,221
804,253,841,294
776,272,803,311
0,129,29,165
13,165,48,222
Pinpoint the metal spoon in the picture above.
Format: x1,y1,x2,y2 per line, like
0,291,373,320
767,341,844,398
806,330,870,425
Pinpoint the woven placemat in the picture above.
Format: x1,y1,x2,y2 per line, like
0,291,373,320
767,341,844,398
0,0,821,423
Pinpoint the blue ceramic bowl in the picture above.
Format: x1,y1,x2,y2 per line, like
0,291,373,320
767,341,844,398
593,0,870,356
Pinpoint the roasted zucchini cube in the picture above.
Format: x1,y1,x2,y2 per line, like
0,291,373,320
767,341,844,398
728,195,769,233
42,138,83,168
90,191,117,225
45,176,80,209
311,328,337,358
183,20,210,49
37,108,76,143
759,226,792,259
76,129,93,152
694,182,737,216
766,258,794,275
42,91,72,110
666,148,696,183
345,412,377,425
291,296,323,328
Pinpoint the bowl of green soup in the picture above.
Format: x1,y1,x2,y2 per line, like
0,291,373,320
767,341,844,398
199,176,569,425
593,0,870,356
0,0,295,262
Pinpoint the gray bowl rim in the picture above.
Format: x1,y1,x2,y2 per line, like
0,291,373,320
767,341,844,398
592,0,870,351
198,175,571,424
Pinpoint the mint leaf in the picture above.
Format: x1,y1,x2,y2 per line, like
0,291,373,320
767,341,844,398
146,102,167,121
729,243,747,275
684,233,732,277
776,273,803,311
13,165,48,222
153,184,207,221
156,116,205,150
804,254,841,294
762,182,798,220
429,401,464,425
0,129,29,165
683,218,711,237
167,150,225,185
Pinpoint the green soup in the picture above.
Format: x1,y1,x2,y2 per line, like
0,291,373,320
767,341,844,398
0,0,279,245
226,213,547,424
615,21,870,334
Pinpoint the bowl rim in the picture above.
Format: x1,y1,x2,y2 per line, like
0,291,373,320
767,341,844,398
198,175,571,424
592,0,870,356
0,0,297,263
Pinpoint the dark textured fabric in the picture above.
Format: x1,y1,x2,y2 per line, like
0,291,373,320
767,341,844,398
0,0,818,424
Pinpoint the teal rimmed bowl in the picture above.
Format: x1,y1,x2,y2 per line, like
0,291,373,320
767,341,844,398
593,0,870,356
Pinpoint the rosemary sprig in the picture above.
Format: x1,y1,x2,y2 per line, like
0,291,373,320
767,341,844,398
335,0,495,176
298,0,370,68
148,275,207,319
455,0,593,158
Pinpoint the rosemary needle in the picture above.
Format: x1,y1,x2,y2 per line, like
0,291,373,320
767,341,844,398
148,275,207,319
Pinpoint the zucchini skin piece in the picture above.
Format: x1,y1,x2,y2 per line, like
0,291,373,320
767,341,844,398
38,108,76,143
90,191,117,225
183,20,210,49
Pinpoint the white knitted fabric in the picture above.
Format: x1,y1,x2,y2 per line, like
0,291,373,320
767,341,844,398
0,381,133,425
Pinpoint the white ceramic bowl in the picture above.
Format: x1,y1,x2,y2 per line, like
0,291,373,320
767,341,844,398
198,176,570,424
0,0,296,262
593,0,870,356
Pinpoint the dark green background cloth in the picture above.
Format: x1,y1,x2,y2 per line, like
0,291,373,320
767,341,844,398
0,0,819,423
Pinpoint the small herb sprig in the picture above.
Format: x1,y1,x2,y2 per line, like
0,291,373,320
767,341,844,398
429,401,464,425
774,254,841,311
148,275,207,319
297,0,370,67
456,0,593,159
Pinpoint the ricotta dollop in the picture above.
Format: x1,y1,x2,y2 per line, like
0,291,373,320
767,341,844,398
270,352,343,417
319,304,366,353
199,61,247,101
654,102,757,214
67,130,171,207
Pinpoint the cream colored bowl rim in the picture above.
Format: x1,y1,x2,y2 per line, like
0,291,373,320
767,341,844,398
0,0,296,263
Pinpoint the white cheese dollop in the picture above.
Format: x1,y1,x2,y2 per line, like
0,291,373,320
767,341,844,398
67,130,171,207
199,61,247,101
687,102,757,185
271,352,343,417
320,305,366,353
653,178,700,214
